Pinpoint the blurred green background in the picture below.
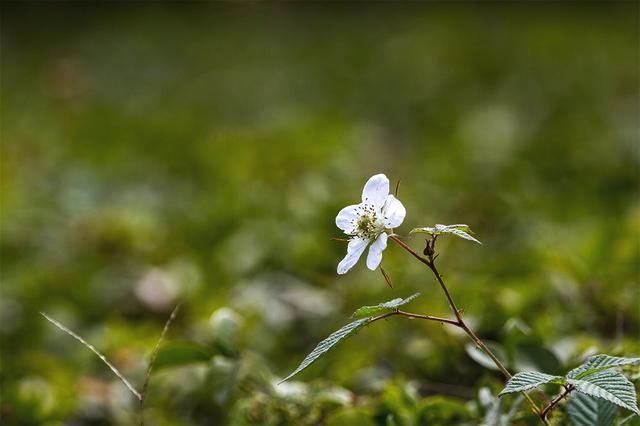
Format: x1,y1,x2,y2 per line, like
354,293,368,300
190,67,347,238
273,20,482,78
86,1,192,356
1,3,638,425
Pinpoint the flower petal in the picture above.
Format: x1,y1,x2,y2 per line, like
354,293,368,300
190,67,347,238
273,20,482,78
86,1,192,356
337,237,369,275
366,233,388,271
335,204,361,234
382,194,406,228
361,174,389,208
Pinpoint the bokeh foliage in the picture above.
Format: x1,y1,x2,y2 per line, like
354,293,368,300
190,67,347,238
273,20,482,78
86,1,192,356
1,3,638,425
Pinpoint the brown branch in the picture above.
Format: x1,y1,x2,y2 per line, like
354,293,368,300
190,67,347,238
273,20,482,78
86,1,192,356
380,267,393,288
387,234,548,425
367,309,459,327
540,385,574,421
388,235,462,324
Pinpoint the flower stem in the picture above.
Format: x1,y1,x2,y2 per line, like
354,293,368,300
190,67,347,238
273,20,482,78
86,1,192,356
388,234,548,424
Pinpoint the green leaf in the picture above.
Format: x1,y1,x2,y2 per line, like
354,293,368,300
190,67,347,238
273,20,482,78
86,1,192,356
351,293,420,318
153,342,213,370
568,370,640,416
567,392,618,426
498,371,564,396
410,224,481,244
279,318,371,384
567,354,640,380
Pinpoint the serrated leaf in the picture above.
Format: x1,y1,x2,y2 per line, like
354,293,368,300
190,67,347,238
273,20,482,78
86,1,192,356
153,342,213,370
447,228,482,244
352,293,420,318
498,371,564,396
279,318,371,384
410,224,481,244
567,391,618,426
567,354,640,380
568,370,640,416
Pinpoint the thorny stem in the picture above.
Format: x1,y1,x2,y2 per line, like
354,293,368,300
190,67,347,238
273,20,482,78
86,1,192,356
387,234,548,425
540,385,574,420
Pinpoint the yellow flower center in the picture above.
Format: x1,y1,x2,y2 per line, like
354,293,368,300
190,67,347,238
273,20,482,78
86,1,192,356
356,208,384,240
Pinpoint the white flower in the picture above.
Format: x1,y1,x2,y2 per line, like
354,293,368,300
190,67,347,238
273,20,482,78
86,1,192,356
335,174,406,275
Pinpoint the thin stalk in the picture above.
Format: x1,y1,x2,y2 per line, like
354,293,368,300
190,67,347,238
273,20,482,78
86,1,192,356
368,309,460,327
140,303,182,426
388,234,547,424
540,385,574,420
427,260,513,380
41,312,142,400
41,305,182,426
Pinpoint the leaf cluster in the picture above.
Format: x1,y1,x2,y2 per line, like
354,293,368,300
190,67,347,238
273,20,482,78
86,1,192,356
499,355,640,425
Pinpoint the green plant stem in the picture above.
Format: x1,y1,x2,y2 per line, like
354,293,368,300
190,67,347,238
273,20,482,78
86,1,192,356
388,234,548,425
